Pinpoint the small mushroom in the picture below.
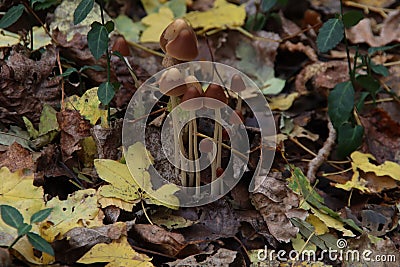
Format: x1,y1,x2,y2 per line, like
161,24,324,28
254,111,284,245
204,83,228,195
160,19,198,67
112,36,139,87
181,84,203,192
158,68,188,182
230,74,246,114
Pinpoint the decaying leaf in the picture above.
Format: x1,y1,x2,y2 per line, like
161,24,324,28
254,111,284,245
140,6,174,43
184,0,246,33
131,224,186,256
0,142,34,172
41,189,104,242
269,93,299,111
151,209,196,229
114,15,145,43
66,87,108,127
0,167,53,265
251,172,308,243
77,236,153,267
66,220,135,248
346,11,400,47
167,248,237,266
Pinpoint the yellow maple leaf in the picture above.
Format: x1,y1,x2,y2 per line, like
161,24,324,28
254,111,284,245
77,236,153,266
66,87,108,127
184,0,246,33
41,189,104,242
335,151,400,192
140,6,174,43
95,142,180,210
0,167,54,265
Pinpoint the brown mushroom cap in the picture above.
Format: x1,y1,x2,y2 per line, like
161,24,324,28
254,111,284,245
160,19,198,61
230,74,246,92
180,86,203,110
199,138,214,153
112,36,130,57
185,75,203,94
158,68,187,96
203,84,228,109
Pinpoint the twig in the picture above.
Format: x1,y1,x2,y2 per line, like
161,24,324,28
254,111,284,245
56,49,65,111
127,40,165,58
306,118,336,183
141,200,153,225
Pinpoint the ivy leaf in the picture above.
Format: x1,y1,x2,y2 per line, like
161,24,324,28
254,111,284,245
104,20,114,33
17,223,32,236
0,204,24,229
337,124,364,158
73,0,94,25
261,0,277,12
27,232,55,256
0,4,24,29
328,81,354,128
60,67,78,77
30,208,52,224
370,62,389,77
80,65,104,72
356,75,380,99
87,22,109,60
98,82,115,105
342,11,363,28
368,44,400,55
317,18,344,53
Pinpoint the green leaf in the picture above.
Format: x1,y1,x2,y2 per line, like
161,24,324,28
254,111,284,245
245,13,267,31
261,0,278,12
87,22,109,60
73,0,94,25
105,20,114,33
356,75,380,97
30,208,52,224
31,0,59,10
317,18,344,53
0,205,24,229
27,232,54,256
337,124,363,158
368,44,400,55
355,91,370,111
98,82,115,105
342,10,363,28
328,81,354,128
80,65,105,72
0,4,25,29
17,223,32,236
370,62,389,77
60,67,78,77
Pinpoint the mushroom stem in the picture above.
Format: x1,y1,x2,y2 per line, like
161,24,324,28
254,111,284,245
215,109,223,194
211,116,219,196
193,117,201,196
188,115,194,187
170,96,183,182
236,93,242,112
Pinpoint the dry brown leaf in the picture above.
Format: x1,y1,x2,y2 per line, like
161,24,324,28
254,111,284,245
167,248,237,266
295,61,348,95
57,110,92,163
251,172,307,243
0,142,33,172
281,41,318,62
66,221,135,248
131,224,186,256
346,11,400,46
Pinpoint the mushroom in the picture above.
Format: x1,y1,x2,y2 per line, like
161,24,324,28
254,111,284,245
230,74,246,114
158,68,188,184
111,36,139,87
159,19,198,67
181,76,203,192
199,137,216,194
204,83,228,195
